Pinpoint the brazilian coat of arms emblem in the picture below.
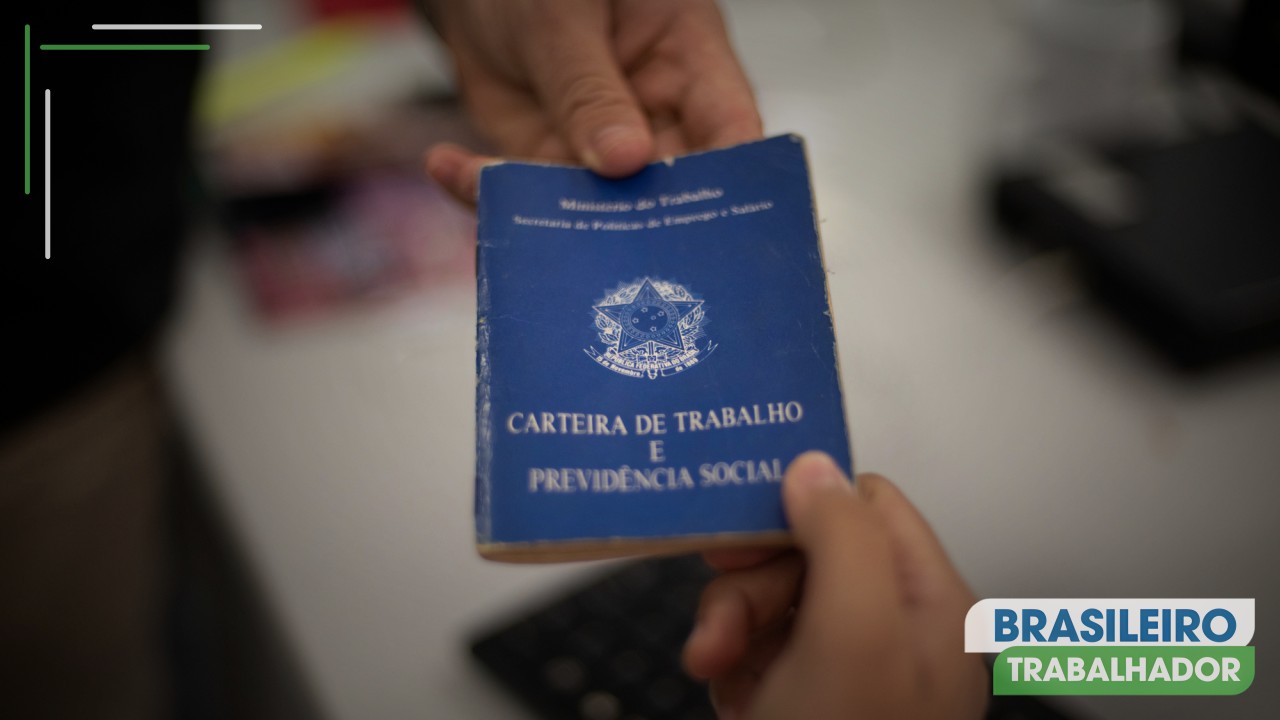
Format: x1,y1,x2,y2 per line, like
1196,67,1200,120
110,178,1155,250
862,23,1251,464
585,278,715,379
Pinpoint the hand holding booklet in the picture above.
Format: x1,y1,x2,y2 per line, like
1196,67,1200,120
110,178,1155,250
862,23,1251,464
474,135,852,562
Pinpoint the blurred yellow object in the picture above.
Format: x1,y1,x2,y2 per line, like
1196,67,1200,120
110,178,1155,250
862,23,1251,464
197,21,379,130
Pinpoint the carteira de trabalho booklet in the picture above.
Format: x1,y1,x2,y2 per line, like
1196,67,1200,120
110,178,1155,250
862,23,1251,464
475,135,852,562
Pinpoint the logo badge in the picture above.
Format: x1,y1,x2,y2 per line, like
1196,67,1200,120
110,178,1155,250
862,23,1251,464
586,278,715,379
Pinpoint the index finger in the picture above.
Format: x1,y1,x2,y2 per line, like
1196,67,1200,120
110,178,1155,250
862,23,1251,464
681,71,763,149
672,5,763,149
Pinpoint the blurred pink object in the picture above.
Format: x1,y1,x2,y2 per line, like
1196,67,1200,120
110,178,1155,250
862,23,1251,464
236,172,475,324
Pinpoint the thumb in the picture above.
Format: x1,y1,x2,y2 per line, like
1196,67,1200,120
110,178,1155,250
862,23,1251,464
782,452,907,652
523,9,652,176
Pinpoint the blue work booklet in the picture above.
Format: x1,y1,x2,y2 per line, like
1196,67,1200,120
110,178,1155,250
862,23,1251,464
475,135,852,561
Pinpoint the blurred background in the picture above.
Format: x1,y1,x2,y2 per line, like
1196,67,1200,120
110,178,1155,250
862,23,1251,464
5,0,1278,718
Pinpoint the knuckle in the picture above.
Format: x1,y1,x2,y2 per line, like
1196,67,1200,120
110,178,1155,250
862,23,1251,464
853,472,891,500
556,72,630,125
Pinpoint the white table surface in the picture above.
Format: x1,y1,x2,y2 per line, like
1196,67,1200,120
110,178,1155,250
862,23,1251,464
167,1,1280,718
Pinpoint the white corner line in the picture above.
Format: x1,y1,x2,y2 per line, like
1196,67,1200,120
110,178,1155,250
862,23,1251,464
45,89,50,260
91,24,262,31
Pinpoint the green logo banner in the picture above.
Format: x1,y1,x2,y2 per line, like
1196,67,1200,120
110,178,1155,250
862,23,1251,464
993,646,1254,696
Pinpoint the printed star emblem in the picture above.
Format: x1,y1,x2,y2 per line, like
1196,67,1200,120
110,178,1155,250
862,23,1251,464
594,279,703,353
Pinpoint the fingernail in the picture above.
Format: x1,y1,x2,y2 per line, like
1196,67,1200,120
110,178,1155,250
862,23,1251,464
685,616,708,651
588,124,642,169
689,603,723,650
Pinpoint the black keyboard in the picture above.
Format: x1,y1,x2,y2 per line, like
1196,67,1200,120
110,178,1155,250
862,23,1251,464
469,554,1086,720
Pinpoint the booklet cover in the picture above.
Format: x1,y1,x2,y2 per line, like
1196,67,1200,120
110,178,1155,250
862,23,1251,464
475,135,852,562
